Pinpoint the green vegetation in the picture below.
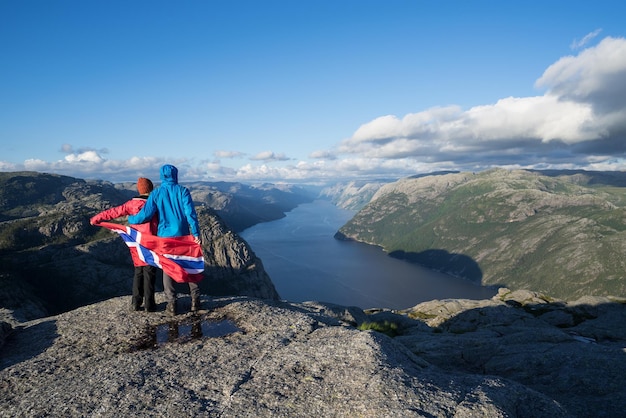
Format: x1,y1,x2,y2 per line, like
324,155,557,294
339,169,626,300
406,311,438,321
357,321,400,338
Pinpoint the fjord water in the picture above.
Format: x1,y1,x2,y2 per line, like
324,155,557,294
240,200,496,310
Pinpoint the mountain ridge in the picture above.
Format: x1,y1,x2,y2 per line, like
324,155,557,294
2,170,626,416
337,168,626,300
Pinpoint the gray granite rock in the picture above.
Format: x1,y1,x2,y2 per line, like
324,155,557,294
397,288,626,417
0,293,567,417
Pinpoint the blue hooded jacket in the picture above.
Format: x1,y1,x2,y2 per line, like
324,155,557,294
128,164,200,238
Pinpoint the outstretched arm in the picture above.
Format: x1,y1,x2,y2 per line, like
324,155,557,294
128,194,156,225
90,201,132,225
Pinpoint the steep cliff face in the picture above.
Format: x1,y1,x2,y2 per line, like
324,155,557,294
337,169,626,300
196,206,278,300
0,172,279,323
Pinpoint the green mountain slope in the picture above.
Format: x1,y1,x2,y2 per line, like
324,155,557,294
337,169,626,299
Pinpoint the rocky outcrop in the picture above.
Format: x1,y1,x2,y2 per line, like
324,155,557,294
0,292,577,418
0,208,278,325
196,206,279,300
390,288,626,417
1,288,624,417
0,172,280,323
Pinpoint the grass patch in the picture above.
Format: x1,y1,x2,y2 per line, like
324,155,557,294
406,311,438,321
357,321,400,338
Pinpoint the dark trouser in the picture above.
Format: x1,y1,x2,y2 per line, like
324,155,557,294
132,265,157,310
163,271,200,303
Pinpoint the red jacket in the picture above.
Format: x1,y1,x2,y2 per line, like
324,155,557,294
90,196,158,267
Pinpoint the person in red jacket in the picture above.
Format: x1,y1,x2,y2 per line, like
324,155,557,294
90,177,159,312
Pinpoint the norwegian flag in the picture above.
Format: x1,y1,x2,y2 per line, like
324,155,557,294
97,222,205,283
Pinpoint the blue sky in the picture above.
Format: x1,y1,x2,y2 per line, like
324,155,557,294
2,1,626,183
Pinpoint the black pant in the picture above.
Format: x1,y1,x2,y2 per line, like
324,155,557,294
132,265,157,310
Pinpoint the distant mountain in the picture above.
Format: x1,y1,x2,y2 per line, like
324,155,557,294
0,171,285,322
187,181,316,232
336,168,626,300
319,181,387,211
320,173,460,211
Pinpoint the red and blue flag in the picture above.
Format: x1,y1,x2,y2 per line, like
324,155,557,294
97,222,204,283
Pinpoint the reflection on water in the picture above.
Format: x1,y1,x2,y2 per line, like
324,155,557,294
133,317,242,350
154,318,241,345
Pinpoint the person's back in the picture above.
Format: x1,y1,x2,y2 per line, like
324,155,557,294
128,164,202,316
129,164,200,238
90,178,158,265
90,177,158,312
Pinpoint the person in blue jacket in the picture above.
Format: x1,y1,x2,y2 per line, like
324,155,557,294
128,164,202,315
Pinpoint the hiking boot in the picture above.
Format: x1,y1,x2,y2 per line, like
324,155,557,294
191,297,200,313
166,301,177,316
144,297,156,312
131,297,143,311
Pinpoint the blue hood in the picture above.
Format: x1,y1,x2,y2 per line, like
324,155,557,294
160,164,178,184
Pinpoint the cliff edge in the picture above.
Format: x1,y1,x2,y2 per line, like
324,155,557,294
2,288,625,417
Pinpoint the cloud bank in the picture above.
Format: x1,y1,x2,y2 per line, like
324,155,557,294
335,36,626,173
3,35,626,183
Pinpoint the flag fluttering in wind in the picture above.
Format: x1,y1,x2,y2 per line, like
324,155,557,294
97,222,204,283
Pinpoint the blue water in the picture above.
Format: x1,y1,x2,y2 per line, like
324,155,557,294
240,200,496,310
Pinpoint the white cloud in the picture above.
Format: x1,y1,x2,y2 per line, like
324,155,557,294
464,96,599,143
350,115,403,143
340,92,602,160
338,36,626,172
537,37,626,104
0,161,18,171
11,153,183,182
60,144,109,156
250,151,290,162
64,151,105,164
570,29,602,50
309,150,337,160
6,36,626,184
23,159,49,171
214,150,245,159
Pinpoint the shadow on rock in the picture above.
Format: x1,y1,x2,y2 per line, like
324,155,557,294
395,294,626,418
0,319,59,371
389,248,483,284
